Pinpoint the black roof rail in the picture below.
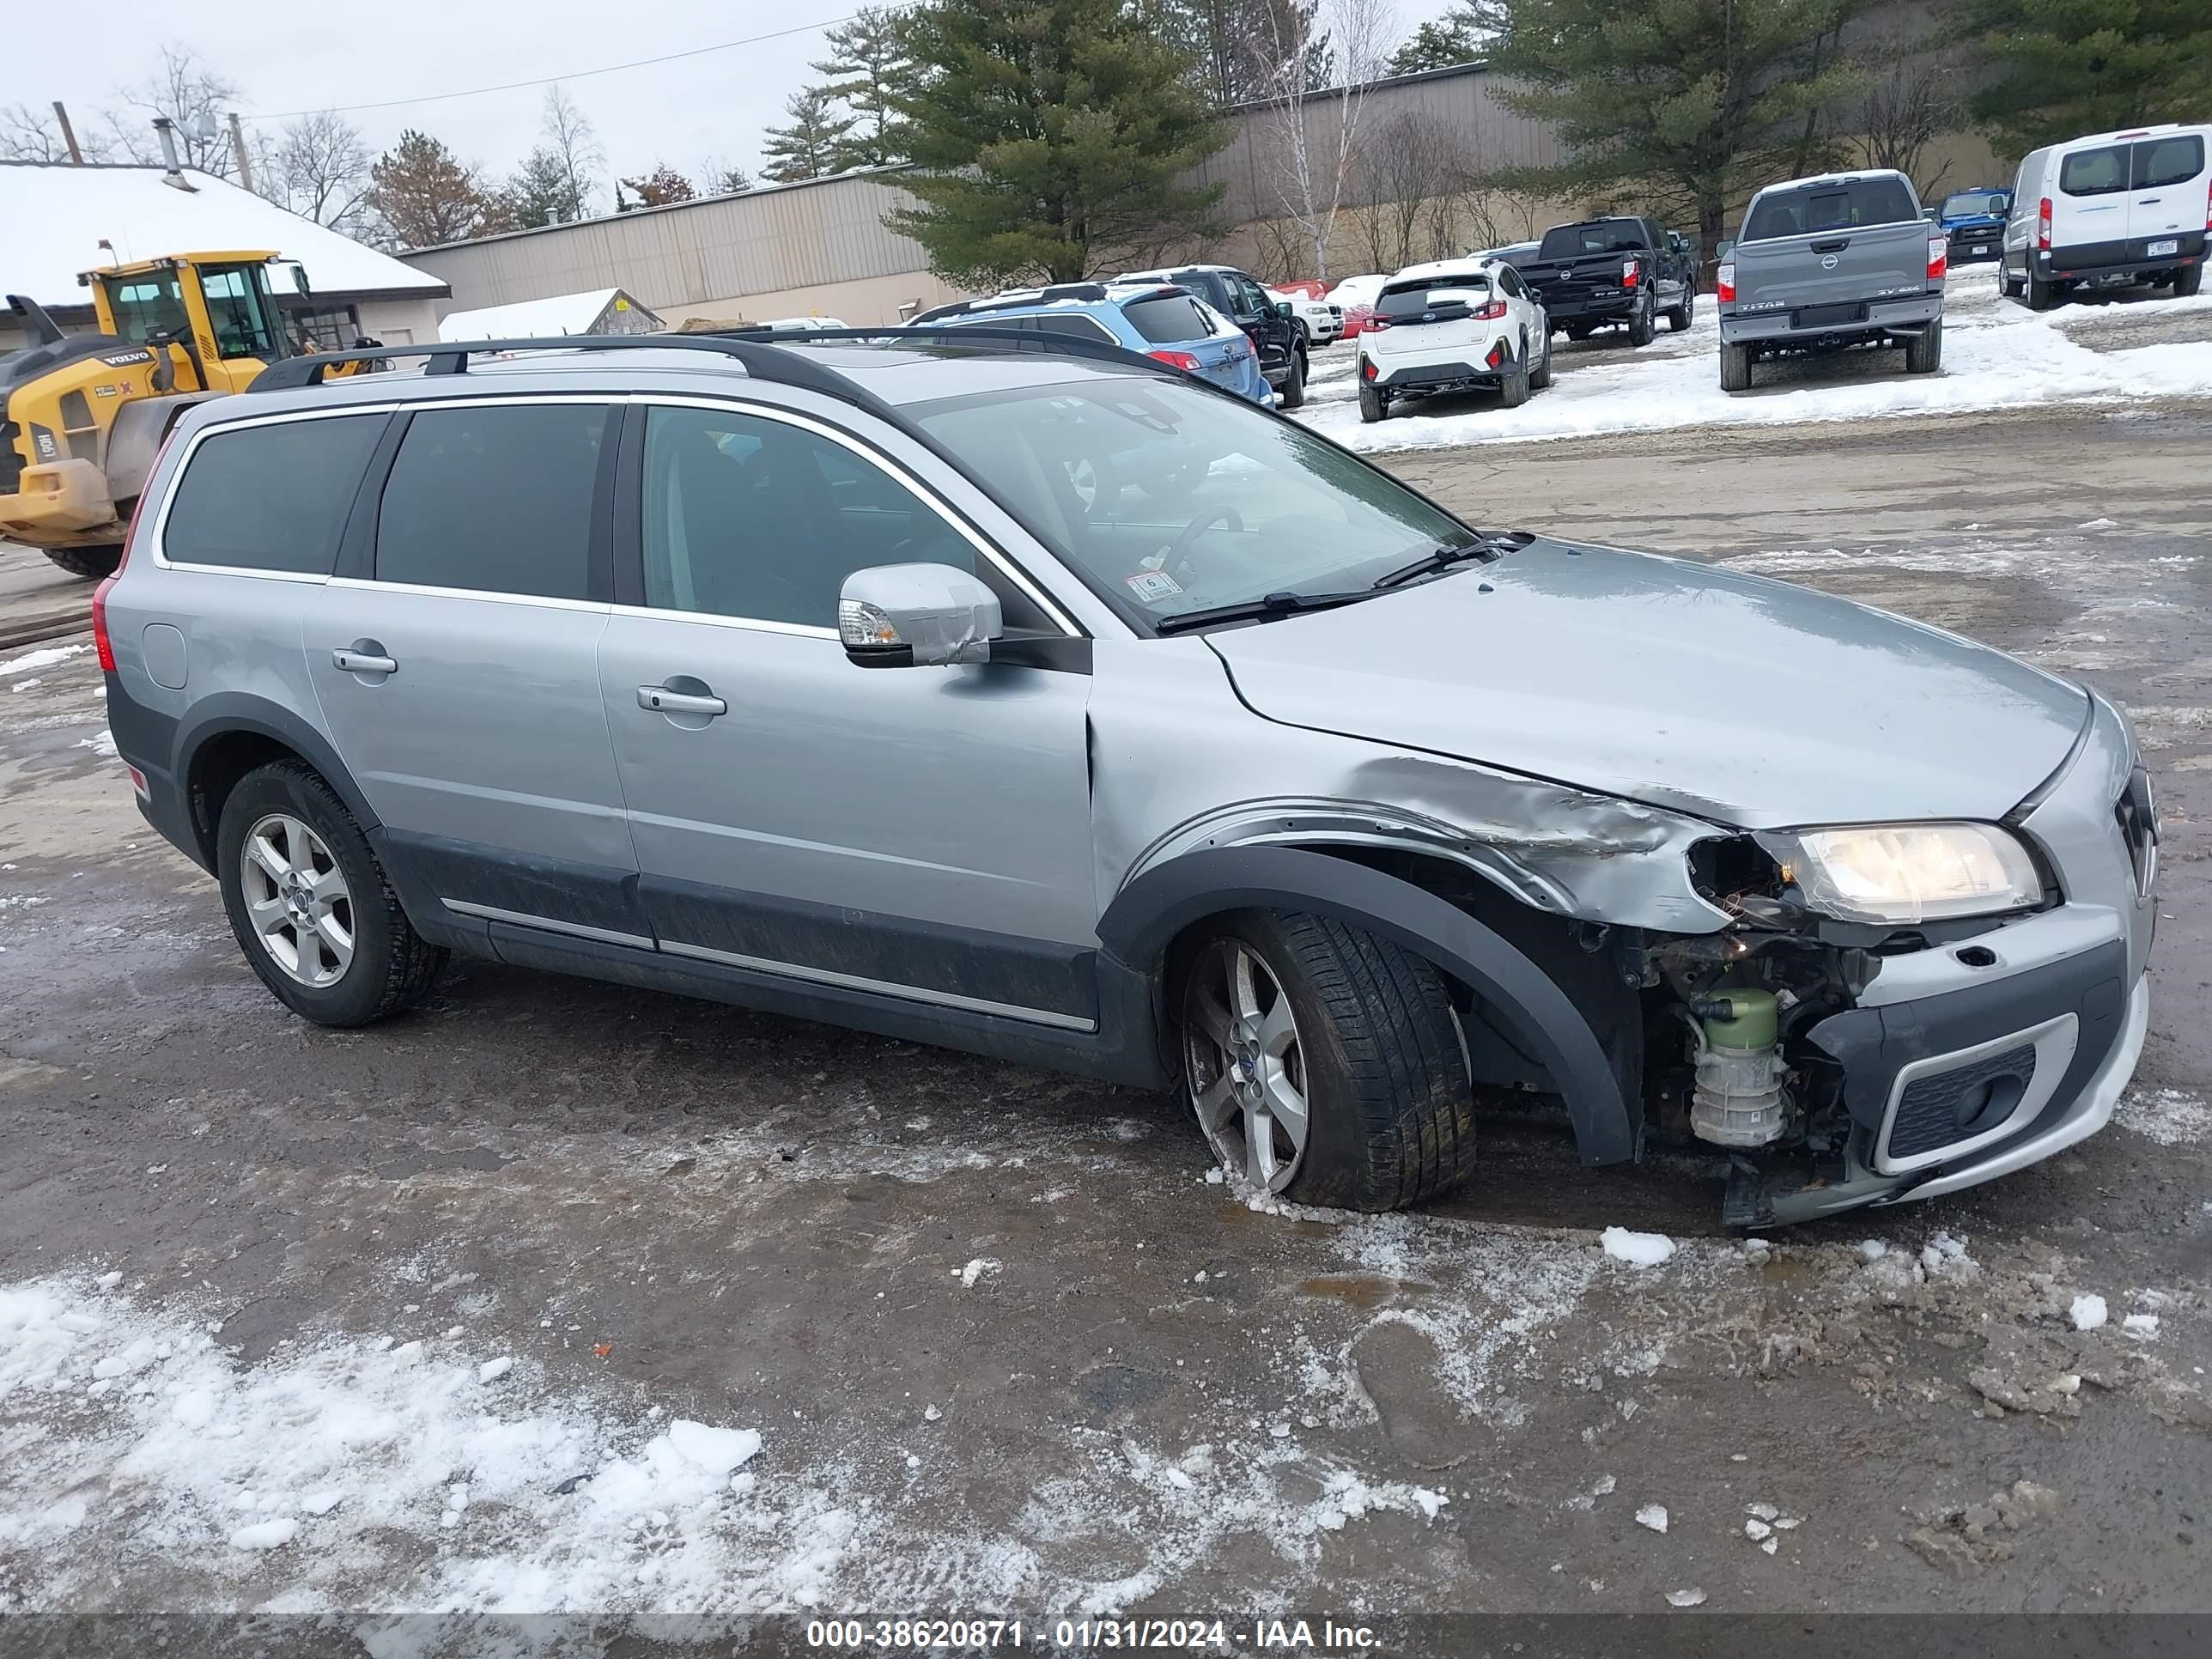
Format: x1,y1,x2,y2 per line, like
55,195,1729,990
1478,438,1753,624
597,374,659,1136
247,325,1190,399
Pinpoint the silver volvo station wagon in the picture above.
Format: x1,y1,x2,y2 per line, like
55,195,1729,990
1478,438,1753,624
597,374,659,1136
94,330,2156,1227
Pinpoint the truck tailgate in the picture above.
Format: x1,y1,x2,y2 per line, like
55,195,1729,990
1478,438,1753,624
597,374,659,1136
1732,219,1931,319
1522,253,1634,311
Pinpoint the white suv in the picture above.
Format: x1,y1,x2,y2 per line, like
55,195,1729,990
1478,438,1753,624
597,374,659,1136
1355,258,1552,422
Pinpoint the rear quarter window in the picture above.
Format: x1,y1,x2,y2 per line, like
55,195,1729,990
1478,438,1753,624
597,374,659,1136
1741,177,1919,240
2059,145,2129,197
160,413,384,574
374,402,609,600
1119,295,1215,343
1030,313,1117,343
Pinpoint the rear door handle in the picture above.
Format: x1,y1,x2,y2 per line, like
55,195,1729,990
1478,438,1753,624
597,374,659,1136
332,647,397,675
637,684,726,717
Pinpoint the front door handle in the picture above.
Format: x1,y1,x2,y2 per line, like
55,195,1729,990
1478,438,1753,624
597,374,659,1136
637,684,726,717
332,645,397,675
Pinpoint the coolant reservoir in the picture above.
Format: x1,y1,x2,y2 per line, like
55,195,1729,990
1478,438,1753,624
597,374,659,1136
1691,988,1788,1147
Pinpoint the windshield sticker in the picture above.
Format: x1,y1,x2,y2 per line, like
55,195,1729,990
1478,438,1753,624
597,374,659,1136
1125,568,1185,604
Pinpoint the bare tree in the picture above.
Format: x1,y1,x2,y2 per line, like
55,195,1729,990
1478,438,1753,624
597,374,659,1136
1850,26,1969,199
1253,0,1396,281
538,84,605,219
100,46,240,173
263,111,374,233
1343,110,1479,271
1,102,112,162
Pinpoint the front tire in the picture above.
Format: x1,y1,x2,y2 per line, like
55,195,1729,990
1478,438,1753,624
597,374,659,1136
1720,339,1753,392
1528,331,1553,389
1357,380,1389,423
1276,346,1308,410
1179,911,1474,1211
217,759,444,1027
1665,291,1693,331
43,545,125,580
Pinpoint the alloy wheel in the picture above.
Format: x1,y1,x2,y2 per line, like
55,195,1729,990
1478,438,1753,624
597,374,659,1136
240,812,355,987
1182,939,1310,1192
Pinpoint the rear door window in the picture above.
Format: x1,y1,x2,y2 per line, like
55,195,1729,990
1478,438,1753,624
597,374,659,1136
374,402,609,600
1120,294,1214,343
2134,135,2205,190
2059,144,2130,197
161,413,384,574
1741,178,1919,240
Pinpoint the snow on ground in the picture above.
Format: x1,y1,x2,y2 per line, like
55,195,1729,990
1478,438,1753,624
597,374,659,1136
1296,268,2212,453
0,643,86,678
2115,1086,2212,1146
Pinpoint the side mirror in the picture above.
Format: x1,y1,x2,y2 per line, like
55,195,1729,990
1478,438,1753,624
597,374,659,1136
1274,299,1295,317
1716,240,1735,262
839,563,1002,668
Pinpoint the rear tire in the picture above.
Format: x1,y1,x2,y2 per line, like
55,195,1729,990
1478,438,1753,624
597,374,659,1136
1626,295,1656,347
1178,909,1475,1212
42,545,124,580
1905,318,1943,374
1276,346,1308,410
1357,380,1389,423
2027,270,2057,311
216,759,445,1028
2177,263,2205,298
1720,340,1753,393
1498,345,1530,408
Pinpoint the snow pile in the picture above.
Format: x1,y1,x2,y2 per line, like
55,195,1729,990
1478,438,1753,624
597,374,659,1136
2069,1292,2109,1332
2115,1086,2212,1146
1296,269,2212,453
1601,1227,1677,1268
0,643,87,678
1636,1503,1669,1533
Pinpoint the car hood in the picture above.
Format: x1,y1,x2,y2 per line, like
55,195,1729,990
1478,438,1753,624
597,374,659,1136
1203,538,2088,829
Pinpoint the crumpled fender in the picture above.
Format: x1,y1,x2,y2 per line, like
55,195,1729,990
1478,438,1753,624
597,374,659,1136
1097,843,1640,1165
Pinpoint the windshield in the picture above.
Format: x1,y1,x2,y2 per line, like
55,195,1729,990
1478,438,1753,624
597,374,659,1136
1942,191,2006,217
908,376,1476,630
1742,178,1918,240
1376,273,1490,319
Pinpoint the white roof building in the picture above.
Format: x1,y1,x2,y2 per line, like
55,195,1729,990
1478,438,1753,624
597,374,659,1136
438,288,662,341
0,161,447,352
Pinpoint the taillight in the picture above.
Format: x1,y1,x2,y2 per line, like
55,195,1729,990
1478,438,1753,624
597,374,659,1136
1485,341,1504,368
1472,299,1508,320
1621,258,1641,288
94,424,173,674
1364,314,1392,331
1927,234,1948,282
1146,349,1200,372
1717,262,1735,303
2038,197,2051,251
2203,176,2211,229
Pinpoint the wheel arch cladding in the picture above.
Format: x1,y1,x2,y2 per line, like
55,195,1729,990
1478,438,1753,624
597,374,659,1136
1097,844,1641,1164
177,696,380,868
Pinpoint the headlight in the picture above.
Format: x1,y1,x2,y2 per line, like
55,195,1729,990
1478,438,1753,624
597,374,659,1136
1756,823,2041,924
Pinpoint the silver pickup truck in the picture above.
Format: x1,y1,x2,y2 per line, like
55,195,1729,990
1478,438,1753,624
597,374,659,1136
1718,170,1947,392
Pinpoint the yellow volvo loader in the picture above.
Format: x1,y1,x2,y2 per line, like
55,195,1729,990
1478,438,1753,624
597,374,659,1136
2,251,343,579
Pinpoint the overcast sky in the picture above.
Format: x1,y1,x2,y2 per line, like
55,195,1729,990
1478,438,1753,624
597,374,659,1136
4,0,1451,205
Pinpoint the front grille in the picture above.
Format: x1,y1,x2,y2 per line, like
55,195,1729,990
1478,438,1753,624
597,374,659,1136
1888,1043,2037,1160
2117,765,2159,895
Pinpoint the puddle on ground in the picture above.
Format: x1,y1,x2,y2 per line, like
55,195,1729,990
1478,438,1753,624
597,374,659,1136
1296,1274,1438,1310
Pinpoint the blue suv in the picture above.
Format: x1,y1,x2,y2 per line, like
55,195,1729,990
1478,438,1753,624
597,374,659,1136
911,283,1273,407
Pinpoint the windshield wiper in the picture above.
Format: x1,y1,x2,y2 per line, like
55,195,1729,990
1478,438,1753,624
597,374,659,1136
1371,529,1534,589
1152,588,1373,635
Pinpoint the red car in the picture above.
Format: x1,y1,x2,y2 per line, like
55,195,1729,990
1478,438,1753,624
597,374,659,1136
1273,279,1330,301
1325,273,1389,338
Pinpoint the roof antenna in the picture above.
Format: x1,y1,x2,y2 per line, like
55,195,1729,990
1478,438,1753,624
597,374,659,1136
151,116,198,192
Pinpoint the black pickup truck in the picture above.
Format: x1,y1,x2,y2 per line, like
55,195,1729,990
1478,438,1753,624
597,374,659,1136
1516,216,1698,345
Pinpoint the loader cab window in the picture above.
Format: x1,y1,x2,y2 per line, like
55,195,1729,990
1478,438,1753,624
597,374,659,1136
100,276,191,347
195,264,282,359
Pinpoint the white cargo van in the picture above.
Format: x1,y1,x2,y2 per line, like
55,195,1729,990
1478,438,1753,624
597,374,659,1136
2000,123,2210,308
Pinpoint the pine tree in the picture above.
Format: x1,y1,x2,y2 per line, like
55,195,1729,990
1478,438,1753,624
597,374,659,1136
1971,0,2211,155
501,147,586,228
814,6,915,168
366,129,496,248
761,87,856,183
1467,0,1875,259
887,0,1229,285
1388,8,1486,76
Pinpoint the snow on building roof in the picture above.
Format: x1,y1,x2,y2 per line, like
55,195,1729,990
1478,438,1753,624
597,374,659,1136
0,161,446,307
439,289,651,341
